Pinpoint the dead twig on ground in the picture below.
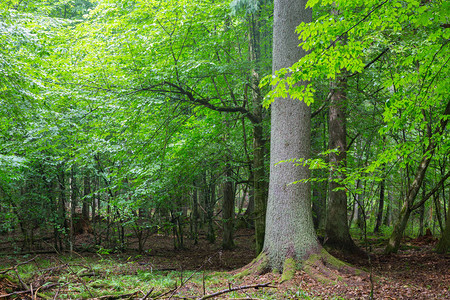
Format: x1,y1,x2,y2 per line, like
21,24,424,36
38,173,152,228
55,257,95,298
0,282,58,298
197,282,275,300
140,287,154,300
0,256,37,275
95,291,141,299
152,287,178,299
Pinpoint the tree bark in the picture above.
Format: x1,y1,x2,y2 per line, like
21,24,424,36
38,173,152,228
222,164,235,249
325,78,359,252
248,9,268,255
374,175,385,234
82,172,90,220
262,0,320,271
191,181,199,245
436,189,450,253
312,176,327,231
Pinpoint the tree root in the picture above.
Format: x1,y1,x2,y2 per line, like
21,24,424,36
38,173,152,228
234,252,269,279
302,248,366,284
235,248,367,286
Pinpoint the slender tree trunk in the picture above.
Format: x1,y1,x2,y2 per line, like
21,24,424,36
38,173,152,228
248,10,268,255
434,193,444,232
222,164,235,249
206,177,216,244
253,123,266,253
69,166,77,253
385,99,450,253
192,182,199,245
312,175,327,231
58,166,67,251
325,77,359,252
436,189,450,253
82,172,90,220
418,183,426,236
374,174,385,234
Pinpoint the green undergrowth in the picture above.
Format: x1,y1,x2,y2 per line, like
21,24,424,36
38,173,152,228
0,255,355,299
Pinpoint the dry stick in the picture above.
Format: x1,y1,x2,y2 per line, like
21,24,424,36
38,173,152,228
56,257,94,298
35,281,55,299
0,283,59,298
14,267,28,290
0,256,38,275
198,282,274,300
96,292,139,299
53,284,61,300
52,283,68,300
202,271,206,296
168,252,224,299
141,287,154,300
35,264,68,276
152,287,178,299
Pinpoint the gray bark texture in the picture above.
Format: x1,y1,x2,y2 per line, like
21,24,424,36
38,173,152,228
263,0,319,270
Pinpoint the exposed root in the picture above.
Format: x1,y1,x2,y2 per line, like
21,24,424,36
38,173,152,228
235,248,368,291
281,258,297,282
234,252,269,279
303,248,367,284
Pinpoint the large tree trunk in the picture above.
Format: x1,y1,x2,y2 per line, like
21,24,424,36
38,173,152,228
262,0,320,271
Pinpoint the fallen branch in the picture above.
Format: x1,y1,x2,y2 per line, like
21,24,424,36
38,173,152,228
198,282,274,300
0,283,58,298
0,256,37,275
96,291,140,299
141,287,154,300
152,287,178,299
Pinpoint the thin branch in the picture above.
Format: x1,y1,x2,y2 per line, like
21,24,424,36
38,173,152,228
325,0,389,51
411,170,450,211
0,256,37,275
0,283,58,299
348,48,389,77
198,282,274,300
311,101,328,118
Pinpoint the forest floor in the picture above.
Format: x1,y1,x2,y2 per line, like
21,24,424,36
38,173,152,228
0,228,448,299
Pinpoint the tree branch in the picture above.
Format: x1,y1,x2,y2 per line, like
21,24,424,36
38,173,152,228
325,0,389,51
348,47,389,77
411,170,450,211
137,81,261,124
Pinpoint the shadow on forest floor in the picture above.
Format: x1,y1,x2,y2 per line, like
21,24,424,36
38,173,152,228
0,228,448,299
